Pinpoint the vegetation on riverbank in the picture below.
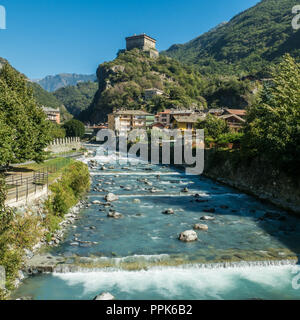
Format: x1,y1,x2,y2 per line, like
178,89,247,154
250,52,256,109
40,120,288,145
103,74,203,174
198,54,300,177
202,54,300,212
44,161,90,238
0,160,90,300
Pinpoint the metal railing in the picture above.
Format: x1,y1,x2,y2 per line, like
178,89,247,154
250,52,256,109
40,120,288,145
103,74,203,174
5,158,71,203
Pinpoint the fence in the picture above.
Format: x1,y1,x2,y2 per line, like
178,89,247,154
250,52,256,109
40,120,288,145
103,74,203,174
5,158,71,203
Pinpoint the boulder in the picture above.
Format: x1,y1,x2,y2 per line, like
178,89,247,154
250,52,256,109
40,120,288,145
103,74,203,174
162,208,175,215
133,199,141,204
92,200,101,205
194,224,208,231
93,292,115,300
182,187,189,193
179,230,198,242
107,211,123,219
105,193,119,202
200,215,215,221
16,296,34,300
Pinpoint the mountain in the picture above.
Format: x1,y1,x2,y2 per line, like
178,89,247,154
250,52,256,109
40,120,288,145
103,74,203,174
33,73,97,92
79,49,257,123
0,58,72,122
79,49,208,123
29,82,73,122
53,81,98,117
163,0,300,76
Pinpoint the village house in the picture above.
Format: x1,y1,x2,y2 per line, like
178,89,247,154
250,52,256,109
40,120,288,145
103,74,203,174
219,114,245,131
223,108,247,119
207,108,224,116
42,106,60,124
108,110,154,133
144,88,165,101
155,109,200,127
171,114,205,132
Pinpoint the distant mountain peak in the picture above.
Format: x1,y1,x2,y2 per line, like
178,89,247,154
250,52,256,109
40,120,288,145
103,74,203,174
33,73,97,92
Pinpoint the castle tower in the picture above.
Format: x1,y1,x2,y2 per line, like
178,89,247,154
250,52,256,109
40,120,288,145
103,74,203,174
125,34,159,58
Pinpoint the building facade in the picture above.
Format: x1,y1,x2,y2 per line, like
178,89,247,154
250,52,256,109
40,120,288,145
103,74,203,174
171,114,205,132
219,114,245,131
144,88,165,100
155,109,200,127
108,110,154,133
126,34,159,58
42,106,60,124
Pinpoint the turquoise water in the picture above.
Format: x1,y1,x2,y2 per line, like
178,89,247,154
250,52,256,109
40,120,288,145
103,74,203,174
13,146,300,300
14,266,300,300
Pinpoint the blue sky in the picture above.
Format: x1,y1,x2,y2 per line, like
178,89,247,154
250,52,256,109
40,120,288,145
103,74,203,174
0,0,260,79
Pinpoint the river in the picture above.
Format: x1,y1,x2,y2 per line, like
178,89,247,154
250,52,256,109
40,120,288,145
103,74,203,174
13,145,300,300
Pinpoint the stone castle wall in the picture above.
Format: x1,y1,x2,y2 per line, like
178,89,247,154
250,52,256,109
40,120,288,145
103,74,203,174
46,137,82,154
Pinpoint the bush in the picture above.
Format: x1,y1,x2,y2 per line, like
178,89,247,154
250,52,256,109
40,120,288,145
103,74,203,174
217,132,244,146
63,119,85,138
45,160,90,220
196,114,229,143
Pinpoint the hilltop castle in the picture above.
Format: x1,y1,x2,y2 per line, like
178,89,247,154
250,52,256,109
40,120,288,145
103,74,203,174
125,34,159,58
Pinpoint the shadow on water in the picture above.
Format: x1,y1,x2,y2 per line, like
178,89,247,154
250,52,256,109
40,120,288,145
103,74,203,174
155,166,300,262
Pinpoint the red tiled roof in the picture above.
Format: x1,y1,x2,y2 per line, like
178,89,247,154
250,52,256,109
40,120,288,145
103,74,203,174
225,109,246,116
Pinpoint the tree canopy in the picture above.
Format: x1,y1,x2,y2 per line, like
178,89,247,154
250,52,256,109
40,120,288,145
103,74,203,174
0,64,52,165
242,54,300,174
63,119,85,138
196,114,229,143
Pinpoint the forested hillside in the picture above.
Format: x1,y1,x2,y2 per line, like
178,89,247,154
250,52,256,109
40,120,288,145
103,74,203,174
29,82,72,122
80,49,257,123
53,81,98,117
164,0,300,76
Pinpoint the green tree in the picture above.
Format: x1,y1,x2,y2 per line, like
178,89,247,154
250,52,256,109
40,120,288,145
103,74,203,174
48,122,66,140
63,119,85,138
0,116,14,166
0,63,52,164
196,114,229,142
242,54,300,174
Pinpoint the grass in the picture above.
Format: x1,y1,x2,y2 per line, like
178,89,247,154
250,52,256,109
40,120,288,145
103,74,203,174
16,157,72,185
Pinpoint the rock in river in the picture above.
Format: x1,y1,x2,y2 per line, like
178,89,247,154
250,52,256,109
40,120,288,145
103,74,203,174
93,292,115,300
92,200,102,205
200,215,215,221
162,208,175,215
194,224,208,231
107,211,123,219
105,193,119,202
179,230,198,242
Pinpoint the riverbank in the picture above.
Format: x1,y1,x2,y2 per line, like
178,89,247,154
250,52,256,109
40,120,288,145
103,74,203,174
11,146,300,300
0,160,90,300
203,149,300,215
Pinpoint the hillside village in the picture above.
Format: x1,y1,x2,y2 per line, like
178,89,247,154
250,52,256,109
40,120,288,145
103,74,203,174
82,34,246,137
